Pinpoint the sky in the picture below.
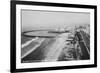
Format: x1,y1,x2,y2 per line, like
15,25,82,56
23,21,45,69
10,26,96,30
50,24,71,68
22,10,90,32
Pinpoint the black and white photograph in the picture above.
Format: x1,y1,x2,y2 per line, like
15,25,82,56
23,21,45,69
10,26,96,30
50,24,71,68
11,1,97,72
21,10,90,63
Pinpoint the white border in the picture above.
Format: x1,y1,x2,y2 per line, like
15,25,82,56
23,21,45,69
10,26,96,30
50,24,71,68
16,4,94,69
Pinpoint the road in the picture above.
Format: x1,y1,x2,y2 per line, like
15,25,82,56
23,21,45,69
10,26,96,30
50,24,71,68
75,31,90,59
80,30,90,51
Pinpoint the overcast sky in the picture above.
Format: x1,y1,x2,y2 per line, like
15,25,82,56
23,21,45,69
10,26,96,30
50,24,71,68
22,10,90,32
